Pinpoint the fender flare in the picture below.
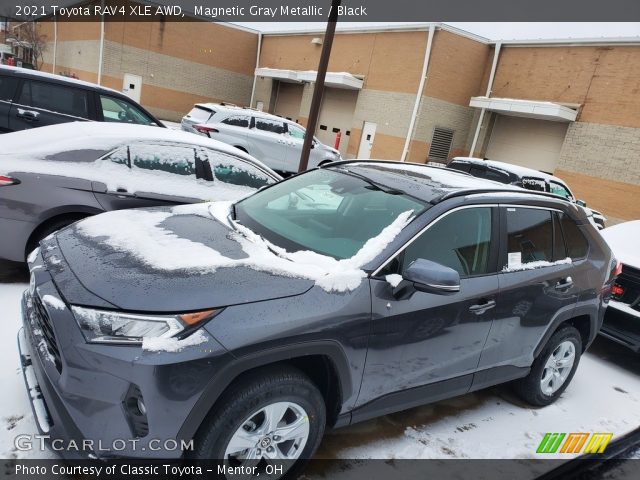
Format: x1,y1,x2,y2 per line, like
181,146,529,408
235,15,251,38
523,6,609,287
177,340,353,442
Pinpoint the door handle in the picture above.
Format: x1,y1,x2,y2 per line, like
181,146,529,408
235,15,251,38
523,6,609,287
469,299,496,315
16,108,40,121
107,188,136,199
554,276,574,291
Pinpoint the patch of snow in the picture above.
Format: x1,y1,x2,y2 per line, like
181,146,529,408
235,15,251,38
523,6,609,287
41,295,65,311
608,299,640,319
26,247,39,264
76,205,414,292
385,274,404,288
4,156,257,203
502,257,572,272
600,220,640,269
142,330,208,352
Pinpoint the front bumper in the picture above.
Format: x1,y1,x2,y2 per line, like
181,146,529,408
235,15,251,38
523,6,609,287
18,253,232,459
600,301,640,352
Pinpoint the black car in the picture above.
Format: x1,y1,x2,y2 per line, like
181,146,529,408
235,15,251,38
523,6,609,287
19,161,616,476
446,157,607,229
0,65,163,132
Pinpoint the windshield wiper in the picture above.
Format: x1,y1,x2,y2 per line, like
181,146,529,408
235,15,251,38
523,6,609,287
339,169,408,195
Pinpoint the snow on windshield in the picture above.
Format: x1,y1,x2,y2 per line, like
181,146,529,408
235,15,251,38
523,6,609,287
77,204,414,293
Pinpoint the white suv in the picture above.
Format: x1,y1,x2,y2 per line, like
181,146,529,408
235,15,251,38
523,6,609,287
181,103,341,174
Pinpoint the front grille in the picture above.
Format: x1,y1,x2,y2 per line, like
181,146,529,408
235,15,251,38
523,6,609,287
32,293,63,373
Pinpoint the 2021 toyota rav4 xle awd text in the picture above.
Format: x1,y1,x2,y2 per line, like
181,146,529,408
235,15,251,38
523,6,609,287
19,161,617,476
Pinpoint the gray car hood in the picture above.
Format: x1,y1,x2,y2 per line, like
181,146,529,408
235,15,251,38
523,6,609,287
51,205,315,312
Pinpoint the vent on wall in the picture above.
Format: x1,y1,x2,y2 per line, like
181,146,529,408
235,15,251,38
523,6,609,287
428,127,455,162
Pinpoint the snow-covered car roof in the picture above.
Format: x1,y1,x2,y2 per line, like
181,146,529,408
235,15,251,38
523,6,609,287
452,157,569,186
600,220,640,268
2,121,278,176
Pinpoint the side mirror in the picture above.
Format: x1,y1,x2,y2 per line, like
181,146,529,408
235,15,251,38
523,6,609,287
403,259,460,295
576,199,587,207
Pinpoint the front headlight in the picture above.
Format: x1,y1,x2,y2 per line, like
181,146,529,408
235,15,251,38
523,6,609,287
71,306,221,344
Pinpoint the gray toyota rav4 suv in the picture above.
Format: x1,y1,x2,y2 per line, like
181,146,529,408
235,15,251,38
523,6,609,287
19,161,617,476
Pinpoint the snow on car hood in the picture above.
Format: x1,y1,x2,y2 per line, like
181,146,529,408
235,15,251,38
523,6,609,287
54,203,412,312
600,220,640,268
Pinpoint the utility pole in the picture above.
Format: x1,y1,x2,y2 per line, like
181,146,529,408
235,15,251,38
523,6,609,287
298,0,341,172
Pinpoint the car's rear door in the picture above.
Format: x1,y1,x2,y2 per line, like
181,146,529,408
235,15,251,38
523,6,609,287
0,73,19,132
477,205,581,370
8,79,92,130
356,206,500,416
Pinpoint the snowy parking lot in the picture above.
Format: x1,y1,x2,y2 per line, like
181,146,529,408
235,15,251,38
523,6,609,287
1,259,639,470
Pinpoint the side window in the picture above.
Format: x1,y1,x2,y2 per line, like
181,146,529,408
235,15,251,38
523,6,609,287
221,115,250,127
558,212,589,259
483,167,510,184
521,177,547,192
287,124,306,140
18,80,89,118
468,166,487,178
100,95,155,125
552,212,567,261
103,147,129,166
199,148,274,189
506,208,554,266
401,207,493,278
129,144,196,177
255,117,285,134
0,75,18,101
550,181,573,200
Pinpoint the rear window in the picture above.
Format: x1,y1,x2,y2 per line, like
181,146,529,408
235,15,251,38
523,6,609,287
0,75,18,101
18,80,89,118
187,106,214,123
558,212,589,259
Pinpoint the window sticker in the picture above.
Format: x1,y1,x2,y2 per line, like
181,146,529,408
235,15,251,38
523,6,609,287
508,252,522,268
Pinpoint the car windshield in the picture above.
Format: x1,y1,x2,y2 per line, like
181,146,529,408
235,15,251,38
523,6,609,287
235,169,427,260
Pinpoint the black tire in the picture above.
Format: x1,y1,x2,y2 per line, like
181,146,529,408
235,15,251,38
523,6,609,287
25,215,87,261
190,365,326,478
514,326,582,406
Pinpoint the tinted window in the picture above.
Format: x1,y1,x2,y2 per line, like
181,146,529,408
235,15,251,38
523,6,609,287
255,117,285,134
221,115,250,128
483,167,510,183
19,80,89,118
100,95,155,125
103,147,129,166
558,212,589,259
199,148,273,189
506,208,554,265
402,207,493,277
0,75,18,101
447,161,471,173
552,212,567,260
129,144,195,176
521,177,547,192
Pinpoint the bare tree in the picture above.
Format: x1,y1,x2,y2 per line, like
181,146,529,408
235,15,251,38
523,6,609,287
7,20,47,70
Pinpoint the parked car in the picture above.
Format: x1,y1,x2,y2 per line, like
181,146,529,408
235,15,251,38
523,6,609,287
181,102,341,173
0,65,163,132
19,160,616,475
0,122,280,262
600,221,640,352
446,157,607,229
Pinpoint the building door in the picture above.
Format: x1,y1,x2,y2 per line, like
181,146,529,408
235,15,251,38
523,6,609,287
485,115,569,173
273,82,303,123
316,87,358,157
122,73,142,103
357,121,377,159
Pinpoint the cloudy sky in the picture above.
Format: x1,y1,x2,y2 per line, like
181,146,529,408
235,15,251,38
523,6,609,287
236,22,640,40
